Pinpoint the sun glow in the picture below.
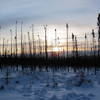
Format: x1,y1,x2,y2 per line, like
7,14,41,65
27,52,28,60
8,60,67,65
53,47,62,52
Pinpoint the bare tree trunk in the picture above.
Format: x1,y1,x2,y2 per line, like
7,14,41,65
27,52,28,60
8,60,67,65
84,34,87,56
0,26,1,56
91,29,95,56
75,36,78,58
97,13,100,56
72,33,75,58
10,29,12,57
28,32,32,56
32,24,36,56
44,25,48,59
2,38,5,56
38,35,42,56
66,24,68,58
21,21,23,57
15,21,18,57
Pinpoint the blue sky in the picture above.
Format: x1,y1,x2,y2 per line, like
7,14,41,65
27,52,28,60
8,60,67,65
0,0,100,41
0,0,99,24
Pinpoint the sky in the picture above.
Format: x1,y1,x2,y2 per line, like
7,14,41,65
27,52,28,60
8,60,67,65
0,0,100,45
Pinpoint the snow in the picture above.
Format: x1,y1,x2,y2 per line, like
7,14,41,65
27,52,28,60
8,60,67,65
0,67,100,100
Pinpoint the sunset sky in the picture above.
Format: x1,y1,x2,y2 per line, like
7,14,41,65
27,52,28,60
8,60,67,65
0,0,100,51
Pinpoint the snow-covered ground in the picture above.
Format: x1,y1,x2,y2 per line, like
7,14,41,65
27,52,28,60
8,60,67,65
0,66,100,100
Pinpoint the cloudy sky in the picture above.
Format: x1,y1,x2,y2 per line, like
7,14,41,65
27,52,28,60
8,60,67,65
0,0,100,42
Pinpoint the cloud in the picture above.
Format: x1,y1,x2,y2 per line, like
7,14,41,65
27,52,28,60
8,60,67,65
0,0,99,33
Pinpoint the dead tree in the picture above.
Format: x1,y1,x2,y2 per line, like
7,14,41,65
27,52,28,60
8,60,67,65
66,24,68,58
5,40,9,57
2,38,5,56
38,35,42,56
55,29,57,47
15,21,18,57
32,24,36,56
97,13,100,56
86,35,89,56
10,29,12,57
23,35,26,56
0,26,1,56
54,29,58,57
75,36,78,58
72,33,75,57
44,25,48,59
28,32,32,56
91,29,95,56
57,37,60,57
21,21,23,56
84,34,87,56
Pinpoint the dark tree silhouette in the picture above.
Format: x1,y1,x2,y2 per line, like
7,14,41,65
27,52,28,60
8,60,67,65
44,25,48,59
28,32,32,56
10,29,12,57
32,24,36,56
66,24,68,58
91,29,95,56
84,34,87,56
21,21,23,57
72,33,75,57
75,36,78,58
97,13,100,56
2,38,5,56
15,21,18,57
0,26,1,56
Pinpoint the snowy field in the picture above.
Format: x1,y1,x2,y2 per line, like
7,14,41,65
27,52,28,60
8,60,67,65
0,66,100,100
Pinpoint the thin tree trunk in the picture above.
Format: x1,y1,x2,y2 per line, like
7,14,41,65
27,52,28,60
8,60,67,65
66,24,68,58
44,25,48,59
28,32,32,56
10,29,12,57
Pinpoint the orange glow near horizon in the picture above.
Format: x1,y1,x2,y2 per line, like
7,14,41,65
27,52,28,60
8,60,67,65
53,47,62,52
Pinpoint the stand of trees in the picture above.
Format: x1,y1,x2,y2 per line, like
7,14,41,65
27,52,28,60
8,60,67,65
0,14,100,66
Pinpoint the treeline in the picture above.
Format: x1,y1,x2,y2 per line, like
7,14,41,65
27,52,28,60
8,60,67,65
0,14,100,66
